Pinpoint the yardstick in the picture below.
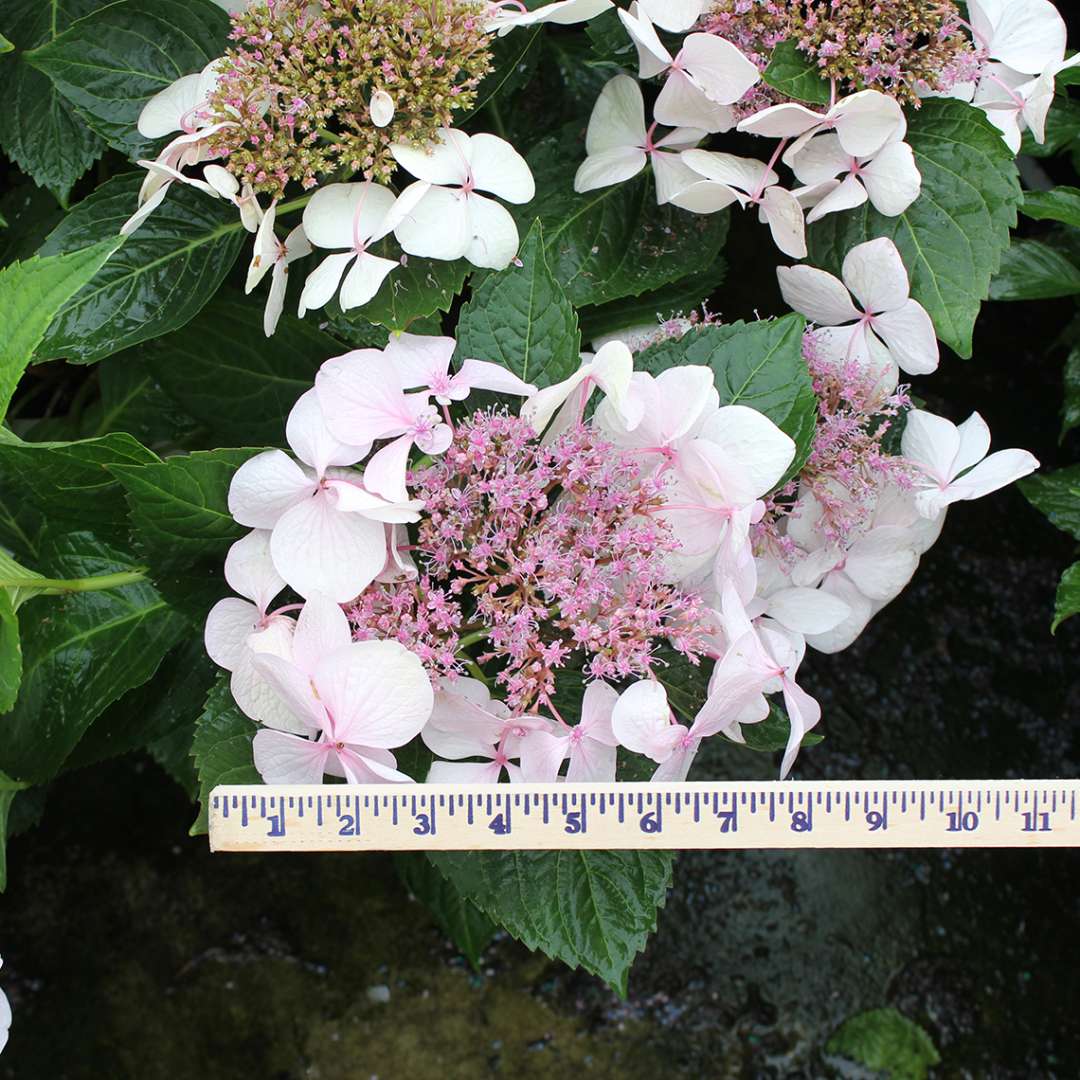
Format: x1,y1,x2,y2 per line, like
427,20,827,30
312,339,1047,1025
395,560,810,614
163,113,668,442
209,780,1080,851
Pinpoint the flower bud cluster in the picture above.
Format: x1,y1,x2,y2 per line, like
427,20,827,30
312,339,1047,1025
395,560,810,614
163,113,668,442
706,0,984,105
205,0,493,195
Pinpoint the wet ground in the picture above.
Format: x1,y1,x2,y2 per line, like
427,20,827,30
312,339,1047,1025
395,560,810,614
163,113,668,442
2,292,1079,1077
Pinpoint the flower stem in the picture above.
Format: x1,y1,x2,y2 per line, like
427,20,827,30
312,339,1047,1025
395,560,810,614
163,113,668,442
0,569,147,594
463,659,490,686
457,628,491,650
275,193,314,218
485,97,508,141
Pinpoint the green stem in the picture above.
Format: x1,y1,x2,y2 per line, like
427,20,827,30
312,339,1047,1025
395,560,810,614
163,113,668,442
457,628,490,650
0,506,36,561
485,97,508,141
274,193,314,218
0,569,147,594
463,659,490,686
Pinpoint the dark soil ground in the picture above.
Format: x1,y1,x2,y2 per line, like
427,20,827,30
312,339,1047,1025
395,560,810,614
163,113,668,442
2,265,1079,1079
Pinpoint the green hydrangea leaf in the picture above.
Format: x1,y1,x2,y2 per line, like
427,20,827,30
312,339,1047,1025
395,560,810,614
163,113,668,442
1020,464,1080,541
0,181,66,269
359,242,469,332
26,0,229,161
0,0,107,205
191,674,259,836
75,350,205,448
0,591,20,716
36,172,246,364
456,219,581,388
577,265,726,345
1052,562,1080,634
584,9,636,67
519,126,730,307
763,39,831,105
110,448,264,622
0,770,30,892
138,294,340,446
741,701,825,753
463,25,544,120
65,636,216,772
651,646,710,724
826,1008,940,1080
395,853,498,970
430,848,674,995
0,530,185,783
1022,186,1080,228
0,429,159,547
1062,344,1080,440
989,236,1080,301
0,238,121,420
809,100,1022,358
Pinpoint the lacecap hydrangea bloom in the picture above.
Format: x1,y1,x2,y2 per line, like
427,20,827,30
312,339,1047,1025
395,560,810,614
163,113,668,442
125,0,1075,337
206,293,1037,784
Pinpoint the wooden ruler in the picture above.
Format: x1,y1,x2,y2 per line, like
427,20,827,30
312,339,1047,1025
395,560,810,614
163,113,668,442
209,780,1080,851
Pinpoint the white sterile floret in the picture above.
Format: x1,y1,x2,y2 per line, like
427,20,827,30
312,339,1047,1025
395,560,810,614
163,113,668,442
901,409,1040,520
960,0,1077,152
787,129,922,224
1,956,12,1055
389,128,535,270
385,331,536,406
594,364,719,470
369,89,395,127
656,404,796,579
137,60,222,140
299,182,399,316
203,164,263,232
737,89,906,160
972,60,1078,153
636,0,707,33
251,594,434,785
122,61,241,236
517,681,621,783
522,340,643,436
777,237,939,388
618,4,759,133
204,530,299,731
423,677,553,783
246,204,312,337
120,120,235,236
574,75,705,203
967,0,1068,76
228,388,421,602
484,0,613,37
782,482,945,655
678,149,808,258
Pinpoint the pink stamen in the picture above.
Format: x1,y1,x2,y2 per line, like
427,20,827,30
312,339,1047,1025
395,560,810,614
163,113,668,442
643,121,660,155
749,137,790,203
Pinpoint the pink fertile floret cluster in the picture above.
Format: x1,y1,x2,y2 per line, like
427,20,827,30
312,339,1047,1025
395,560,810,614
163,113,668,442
349,409,709,712
759,328,914,556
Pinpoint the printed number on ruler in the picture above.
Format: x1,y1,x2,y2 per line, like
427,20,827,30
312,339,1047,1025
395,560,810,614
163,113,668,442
208,781,1080,851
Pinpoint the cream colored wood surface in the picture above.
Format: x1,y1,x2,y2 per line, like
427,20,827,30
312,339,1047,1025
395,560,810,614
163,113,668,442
209,780,1080,851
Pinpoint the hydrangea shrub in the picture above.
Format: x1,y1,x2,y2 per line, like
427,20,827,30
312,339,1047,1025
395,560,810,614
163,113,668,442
0,0,1073,993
